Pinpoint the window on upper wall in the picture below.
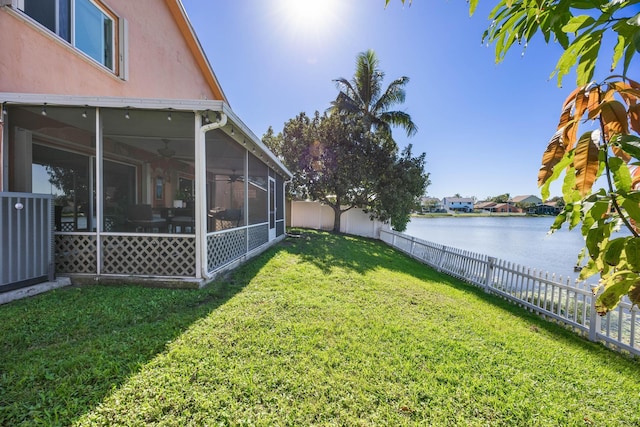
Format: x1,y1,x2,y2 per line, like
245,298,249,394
17,0,120,74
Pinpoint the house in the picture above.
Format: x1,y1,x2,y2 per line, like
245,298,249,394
474,201,497,212
492,203,522,213
530,202,562,215
0,0,292,292
420,197,443,213
512,195,542,206
442,197,474,213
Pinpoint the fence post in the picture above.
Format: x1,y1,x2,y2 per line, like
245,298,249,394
588,286,602,343
437,245,446,272
410,235,416,257
484,257,496,292
392,231,396,247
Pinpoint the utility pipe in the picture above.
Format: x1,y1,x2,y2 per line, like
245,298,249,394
196,111,227,280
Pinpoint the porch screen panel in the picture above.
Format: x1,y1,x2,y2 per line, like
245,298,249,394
103,160,136,232
276,174,284,220
206,134,246,232
248,154,268,225
276,173,285,236
32,144,92,232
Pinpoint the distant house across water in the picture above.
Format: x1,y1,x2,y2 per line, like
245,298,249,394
420,197,444,213
443,197,474,213
512,195,543,205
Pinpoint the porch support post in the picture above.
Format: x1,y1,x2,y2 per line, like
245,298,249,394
244,149,249,252
194,113,204,280
95,107,103,275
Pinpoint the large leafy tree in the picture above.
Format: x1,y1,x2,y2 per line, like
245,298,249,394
330,49,418,141
370,144,430,230
264,112,428,232
266,49,428,233
390,0,640,313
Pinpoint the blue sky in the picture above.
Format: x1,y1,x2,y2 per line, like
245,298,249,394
181,0,586,200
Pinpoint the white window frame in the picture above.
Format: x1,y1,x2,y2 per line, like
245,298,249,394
72,0,115,71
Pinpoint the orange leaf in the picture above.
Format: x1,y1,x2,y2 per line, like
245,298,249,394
574,131,600,196
538,130,565,186
561,85,584,111
563,119,579,149
612,145,632,163
631,165,640,189
574,89,590,120
626,78,640,90
601,88,616,104
629,104,640,134
586,87,602,120
600,100,629,141
609,81,640,108
557,100,574,131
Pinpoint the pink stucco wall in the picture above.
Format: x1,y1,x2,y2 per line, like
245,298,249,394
0,0,219,100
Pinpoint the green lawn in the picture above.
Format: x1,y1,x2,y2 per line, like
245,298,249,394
1,230,638,426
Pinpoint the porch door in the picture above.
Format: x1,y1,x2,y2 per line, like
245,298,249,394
268,176,276,240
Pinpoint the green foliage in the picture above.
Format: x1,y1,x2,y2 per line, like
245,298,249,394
369,145,430,231
263,112,428,232
537,77,640,314
488,193,511,203
480,0,640,87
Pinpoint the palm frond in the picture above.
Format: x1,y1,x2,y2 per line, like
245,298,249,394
330,92,362,116
332,49,416,140
354,49,383,111
333,78,364,112
379,110,418,137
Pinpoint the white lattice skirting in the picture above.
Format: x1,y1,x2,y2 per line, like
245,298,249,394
102,235,196,276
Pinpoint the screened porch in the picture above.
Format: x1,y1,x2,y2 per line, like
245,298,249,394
1,97,289,285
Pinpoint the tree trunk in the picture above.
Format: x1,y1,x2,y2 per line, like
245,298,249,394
332,205,341,233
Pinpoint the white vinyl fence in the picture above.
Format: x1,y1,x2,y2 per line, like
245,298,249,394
290,201,388,239
380,229,640,356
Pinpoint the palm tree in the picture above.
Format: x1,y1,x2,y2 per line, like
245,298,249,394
330,49,417,139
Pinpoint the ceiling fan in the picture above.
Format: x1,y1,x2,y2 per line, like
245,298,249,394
157,139,176,158
215,170,243,183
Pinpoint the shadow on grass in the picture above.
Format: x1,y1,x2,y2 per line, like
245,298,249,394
0,247,276,427
282,228,410,275
282,229,640,364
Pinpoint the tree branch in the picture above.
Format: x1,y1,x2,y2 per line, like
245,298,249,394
600,114,640,238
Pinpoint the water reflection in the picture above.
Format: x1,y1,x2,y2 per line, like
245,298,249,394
405,216,601,281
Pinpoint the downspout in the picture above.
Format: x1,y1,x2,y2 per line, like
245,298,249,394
196,111,227,280
283,178,292,233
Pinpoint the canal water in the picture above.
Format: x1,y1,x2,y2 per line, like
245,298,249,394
405,216,594,282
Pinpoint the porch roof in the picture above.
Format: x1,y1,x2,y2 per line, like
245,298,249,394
0,92,292,179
